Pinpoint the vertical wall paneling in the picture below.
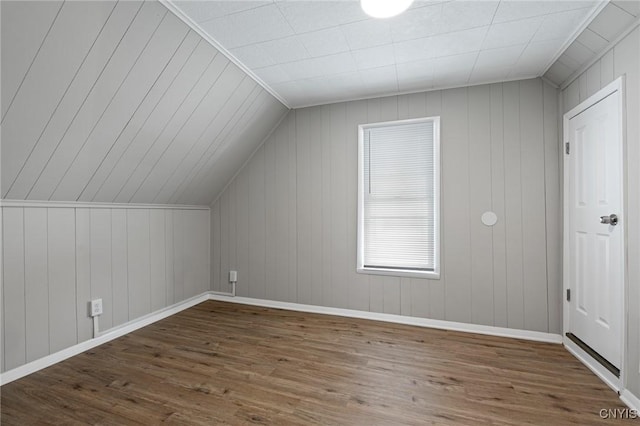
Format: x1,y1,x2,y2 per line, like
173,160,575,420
90,209,113,330
111,209,129,327
344,101,370,312
126,209,151,319
75,208,93,342
0,207,4,372
210,201,221,292
150,209,166,311
329,103,349,309
520,79,549,332
276,117,291,302
47,208,77,353
219,190,230,294
586,62,601,98
543,82,561,334
502,81,525,329
3,208,26,369
165,210,175,305
442,87,472,324
248,146,266,300
490,84,508,327
468,85,494,326
365,99,384,313
23,208,49,362
183,210,209,297
424,90,445,320
264,129,277,301
1,205,209,373
235,168,250,297
172,210,185,301
295,109,312,305
211,78,561,334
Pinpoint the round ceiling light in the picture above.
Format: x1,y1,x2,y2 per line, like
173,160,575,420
361,0,414,19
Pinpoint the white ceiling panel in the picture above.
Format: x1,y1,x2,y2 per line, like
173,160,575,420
576,27,610,52
587,2,637,40
172,1,271,23
532,8,596,42
352,44,396,69
170,0,604,107
275,0,364,33
482,17,544,50
199,4,294,48
341,19,392,50
297,27,350,57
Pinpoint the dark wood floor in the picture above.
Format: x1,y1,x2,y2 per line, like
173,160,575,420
1,301,632,425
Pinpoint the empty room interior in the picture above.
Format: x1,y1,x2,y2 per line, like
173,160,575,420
1,0,639,423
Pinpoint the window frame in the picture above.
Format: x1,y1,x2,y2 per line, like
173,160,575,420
356,116,441,280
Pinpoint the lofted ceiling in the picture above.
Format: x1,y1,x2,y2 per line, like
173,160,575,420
544,0,639,85
0,0,288,206
171,0,605,107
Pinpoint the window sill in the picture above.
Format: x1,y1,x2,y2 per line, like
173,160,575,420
356,267,440,280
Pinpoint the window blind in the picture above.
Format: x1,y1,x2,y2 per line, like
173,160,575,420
362,120,436,271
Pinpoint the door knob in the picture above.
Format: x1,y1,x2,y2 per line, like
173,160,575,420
600,214,618,226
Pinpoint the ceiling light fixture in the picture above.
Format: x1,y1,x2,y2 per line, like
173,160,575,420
361,0,414,19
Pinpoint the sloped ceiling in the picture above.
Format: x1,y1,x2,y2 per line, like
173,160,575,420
172,0,603,108
544,0,639,86
0,0,288,206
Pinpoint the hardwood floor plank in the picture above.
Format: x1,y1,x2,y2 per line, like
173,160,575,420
1,301,631,425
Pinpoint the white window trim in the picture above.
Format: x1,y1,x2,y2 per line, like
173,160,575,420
356,116,441,280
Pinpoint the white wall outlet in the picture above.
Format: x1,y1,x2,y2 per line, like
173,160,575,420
229,270,238,283
90,299,103,317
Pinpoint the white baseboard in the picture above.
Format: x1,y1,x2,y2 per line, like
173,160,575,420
621,389,640,411
207,294,563,344
0,291,569,386
563,337,621,392
0,293,210,386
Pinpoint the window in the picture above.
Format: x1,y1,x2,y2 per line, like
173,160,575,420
357,117,440,279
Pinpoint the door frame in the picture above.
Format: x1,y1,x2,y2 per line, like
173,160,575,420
562,76,627,392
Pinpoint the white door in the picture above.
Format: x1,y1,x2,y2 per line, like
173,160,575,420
567,88,624,369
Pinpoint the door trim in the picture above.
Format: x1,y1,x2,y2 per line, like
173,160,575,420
563,76,626,391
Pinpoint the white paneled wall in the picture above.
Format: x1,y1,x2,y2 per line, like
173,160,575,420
561,25,640,402
212,78,562,334
1,204,209,373
0,0,288,205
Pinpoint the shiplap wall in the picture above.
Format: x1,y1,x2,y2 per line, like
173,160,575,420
0,0,287,205
0,204,209,373
561,25,640,401
211,78,562,334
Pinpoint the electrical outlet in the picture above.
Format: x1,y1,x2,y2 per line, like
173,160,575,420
91,299,103,317
229,270,238,283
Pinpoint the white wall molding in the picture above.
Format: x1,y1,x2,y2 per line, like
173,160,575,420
564,337,621,392
0,293,210,386
0,199,209,210
207,294,563,344
621,389,640,412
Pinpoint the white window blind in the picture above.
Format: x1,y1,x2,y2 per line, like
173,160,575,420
358,118,439,276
